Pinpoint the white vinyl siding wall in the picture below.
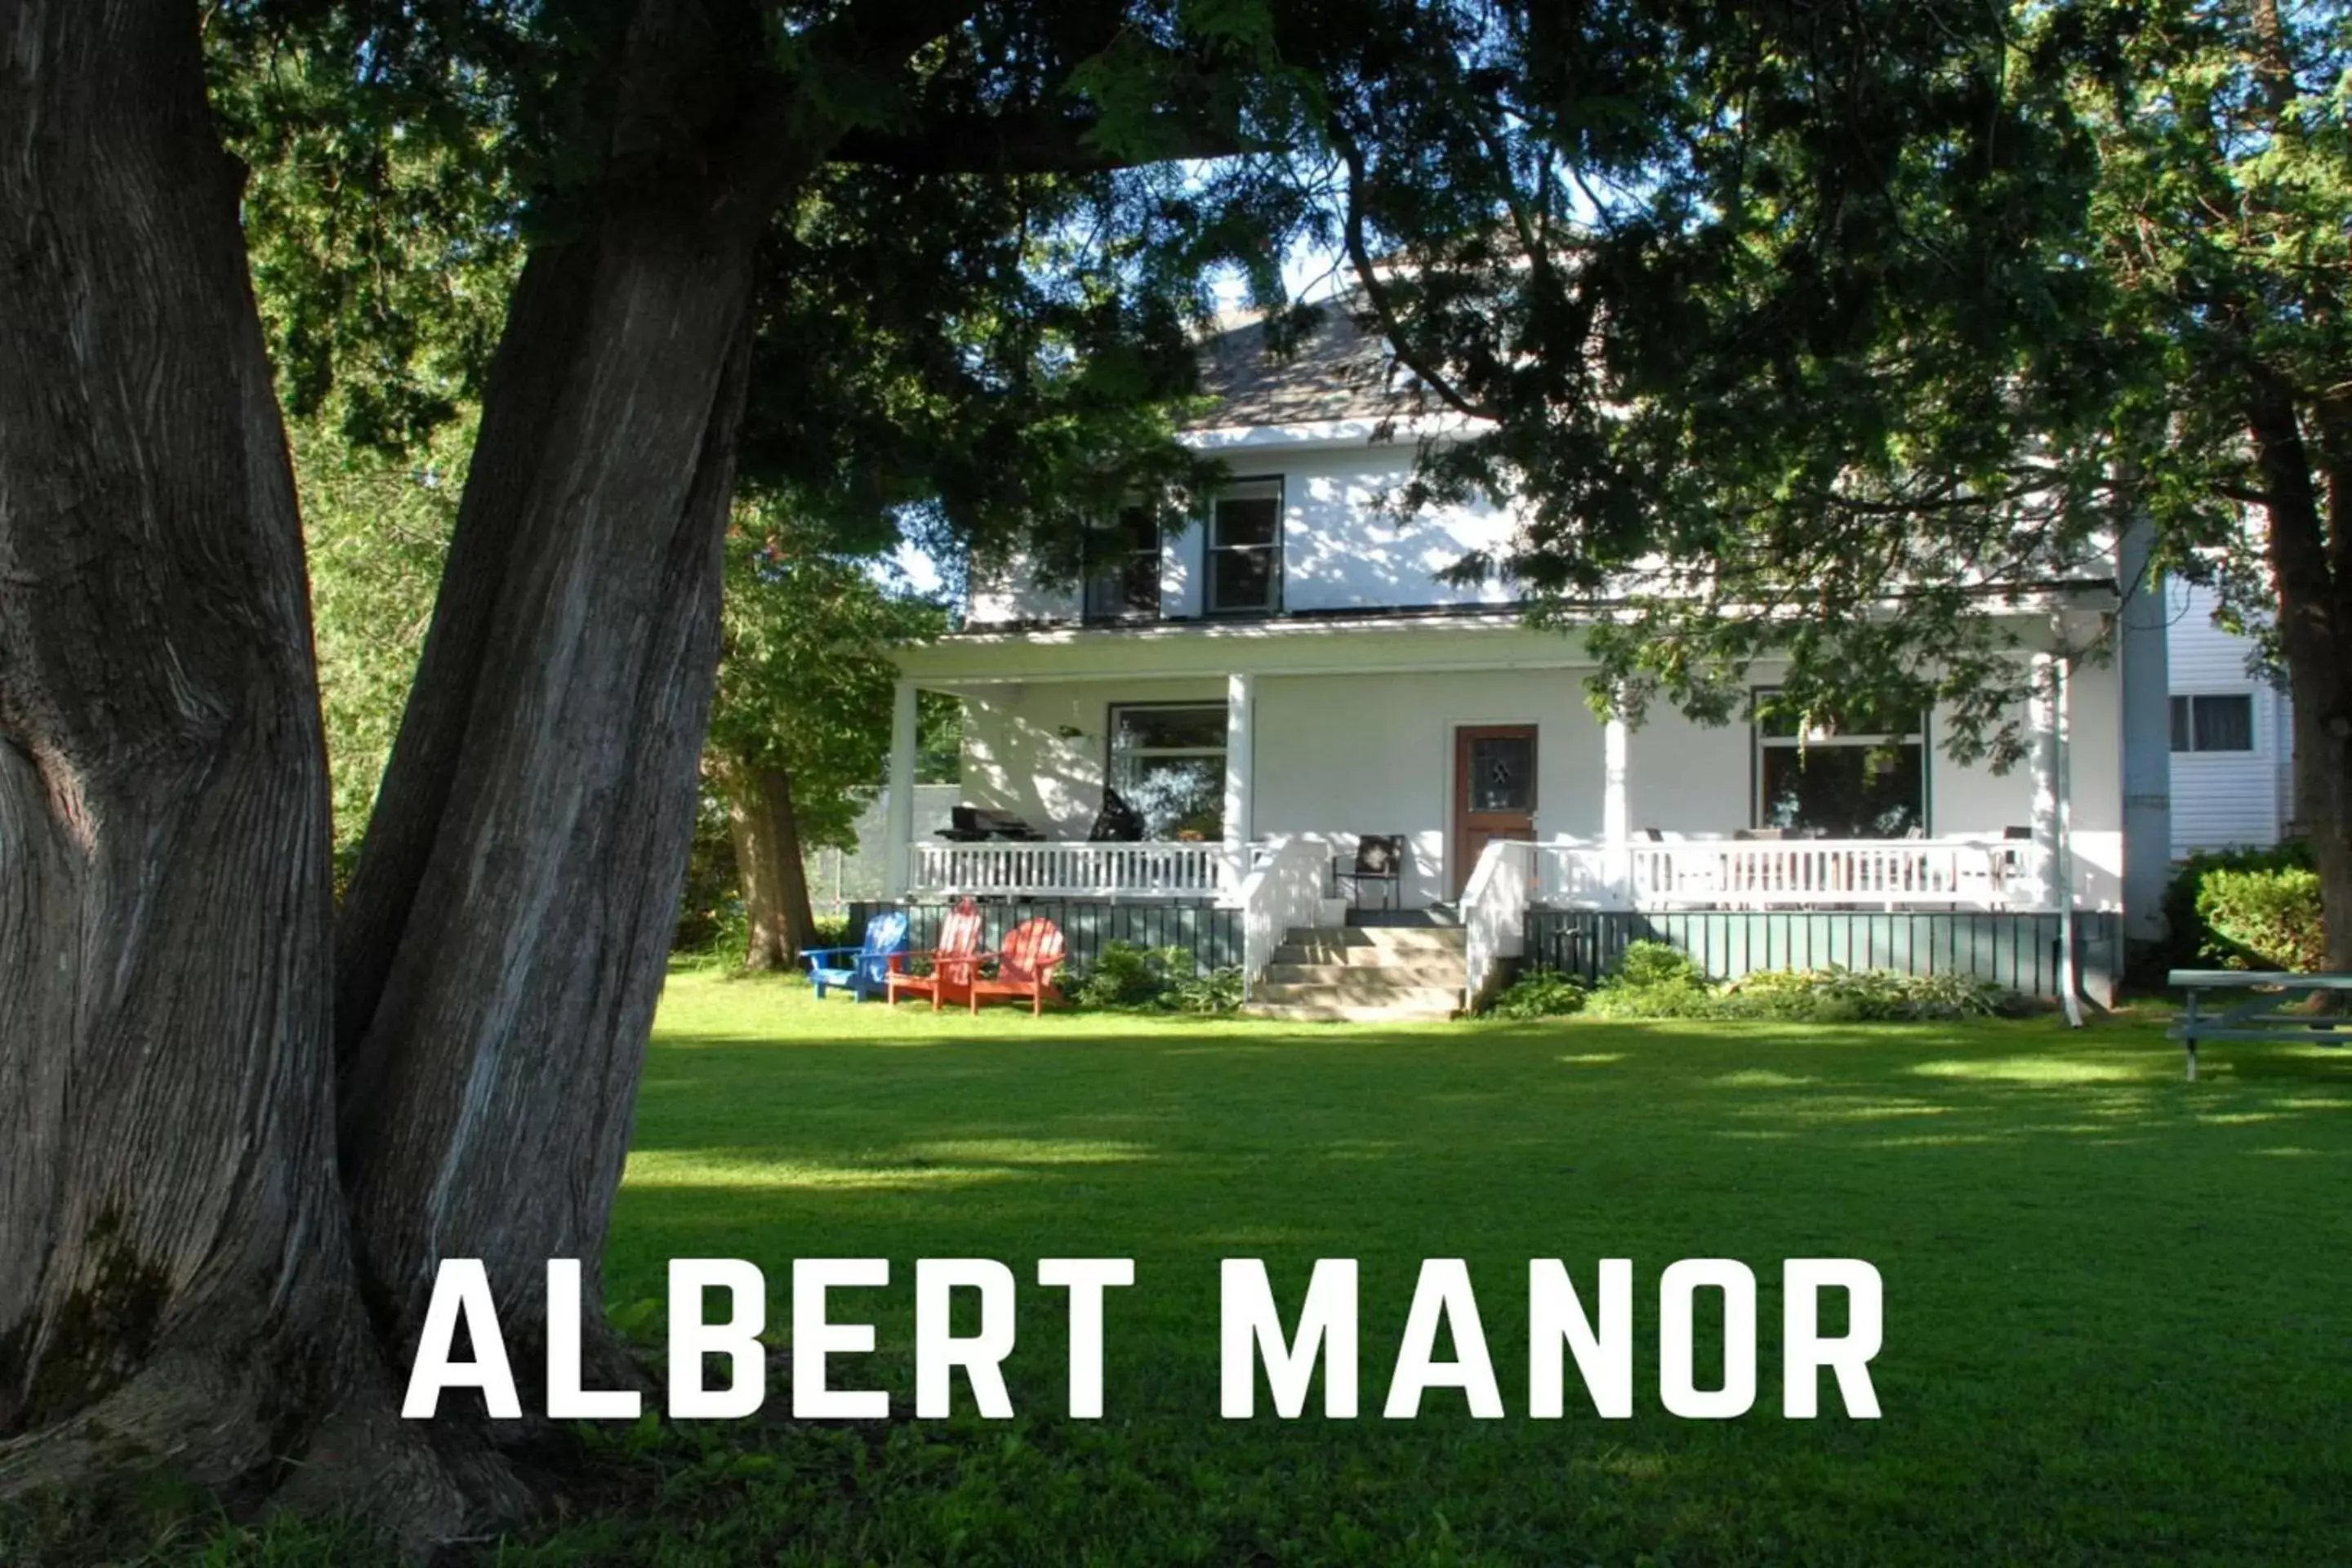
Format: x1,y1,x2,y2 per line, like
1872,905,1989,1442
2166,581,2294,857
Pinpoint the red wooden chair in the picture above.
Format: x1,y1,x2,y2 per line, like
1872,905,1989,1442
964,919,1068,1015
887,900,986,1010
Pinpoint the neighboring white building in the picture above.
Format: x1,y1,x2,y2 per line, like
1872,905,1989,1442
882,308,2169,1010
2165,580,2297,858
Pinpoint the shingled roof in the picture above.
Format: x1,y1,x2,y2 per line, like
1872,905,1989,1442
1184,298,1429,430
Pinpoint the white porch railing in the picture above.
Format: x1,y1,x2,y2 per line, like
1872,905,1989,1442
1534,836,2025,911
908,839,1228,901
1239,834,1332,996
1462,839,1534,1004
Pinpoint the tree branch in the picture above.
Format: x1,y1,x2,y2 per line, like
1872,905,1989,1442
827,109,1245,175
1330,127,1498,423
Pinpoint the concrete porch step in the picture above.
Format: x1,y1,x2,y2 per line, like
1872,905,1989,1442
1263,961,1467,987
1282,925,1467,955
1250,981,1464,1013
1244,1000,1461,1023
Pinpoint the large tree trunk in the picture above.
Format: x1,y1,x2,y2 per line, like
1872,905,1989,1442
2247,390,2352,971
722,761,821,970
333,203,762,1390
0,1,455,1531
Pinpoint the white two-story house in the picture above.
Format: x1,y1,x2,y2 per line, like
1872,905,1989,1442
880,308,2172,1014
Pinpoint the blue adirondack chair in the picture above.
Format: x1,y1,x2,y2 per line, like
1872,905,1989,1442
802,911,911,1001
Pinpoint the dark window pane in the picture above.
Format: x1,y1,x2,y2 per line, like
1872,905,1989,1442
1210,545,1275,611
1468,736,1535,810
2194,694,2252,751
1214,495,1280,549
1083,507,1160,619
1758,745,1923,837
1115,706,1227,751
2170,696,2191,752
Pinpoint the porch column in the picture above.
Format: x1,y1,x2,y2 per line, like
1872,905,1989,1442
1601,711,1633,907
1223,671,1254,885
2024,653,2063,911
884,676,918,899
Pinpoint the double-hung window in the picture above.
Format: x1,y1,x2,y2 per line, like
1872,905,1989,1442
1753,689,1927,838
1107,704,1227,840
2170,693,2254,753
1206,479,1282,614
1083,504,1161,621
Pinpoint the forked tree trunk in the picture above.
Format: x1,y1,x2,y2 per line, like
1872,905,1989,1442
2248,390,2351,970
0,2,456,1530
332,200,763,1392
723,761,820,969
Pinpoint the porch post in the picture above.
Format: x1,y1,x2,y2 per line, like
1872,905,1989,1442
1223,671,1254,886
2025,653,2061,911
884,676,919,899
1602,711,1633,907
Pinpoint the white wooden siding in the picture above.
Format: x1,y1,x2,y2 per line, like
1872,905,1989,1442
2166,581,2294,855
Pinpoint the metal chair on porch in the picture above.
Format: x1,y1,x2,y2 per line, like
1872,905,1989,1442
1331,834,1406,912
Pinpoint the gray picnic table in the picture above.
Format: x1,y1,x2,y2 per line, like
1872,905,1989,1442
2169,969,2352,1080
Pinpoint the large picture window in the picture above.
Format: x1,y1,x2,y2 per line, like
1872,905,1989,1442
1753,690,1927,838
1108,704,1227,840
2170,693,2253,753
1083,504,1161,621
1207,479,1282,613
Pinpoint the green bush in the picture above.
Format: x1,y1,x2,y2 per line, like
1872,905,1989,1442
1485,971,1588,1019
1067,942,1241,1012
2196,865,2325,973
1569,940,2018,1022
1167,966,1245,1013
1616,940,1704,987
2160,842,2314,972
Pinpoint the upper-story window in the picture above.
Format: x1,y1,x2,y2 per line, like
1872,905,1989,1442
1753,689,1927,838
2171,693,2253,752
1083,504,1161,621
1207,479,1283,614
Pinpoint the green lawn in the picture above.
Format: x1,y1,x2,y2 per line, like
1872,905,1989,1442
492,973,2352,1565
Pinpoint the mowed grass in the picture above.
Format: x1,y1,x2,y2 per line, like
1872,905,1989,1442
527,973,2352,1565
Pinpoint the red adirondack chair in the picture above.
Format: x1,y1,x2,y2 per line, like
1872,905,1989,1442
964,918,1067,1015
887,900,986,1010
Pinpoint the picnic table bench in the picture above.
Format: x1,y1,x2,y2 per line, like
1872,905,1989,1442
2168,969,2352,1080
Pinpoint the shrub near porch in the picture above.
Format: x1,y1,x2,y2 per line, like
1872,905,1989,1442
571,974,2352,1565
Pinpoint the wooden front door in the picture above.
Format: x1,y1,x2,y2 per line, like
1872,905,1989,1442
1454,725,1538,895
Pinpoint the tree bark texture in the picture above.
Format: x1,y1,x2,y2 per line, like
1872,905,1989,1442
332,203,761,1386
2247,390,2352,971
0,2,455,1526
723,762,819,970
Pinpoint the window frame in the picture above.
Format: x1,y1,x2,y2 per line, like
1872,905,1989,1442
1204,476,1285,616
1081,503,1164,623
1105,701,1230,840
1749,686,1931,837
2169,692,2256,755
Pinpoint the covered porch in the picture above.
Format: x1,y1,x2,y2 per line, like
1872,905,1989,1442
882,624,2105,921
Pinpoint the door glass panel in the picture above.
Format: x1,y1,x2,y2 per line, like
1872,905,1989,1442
1468,736,1535,812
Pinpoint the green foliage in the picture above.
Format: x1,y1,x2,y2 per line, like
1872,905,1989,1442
707,517,945,852
1579,942,2016,1022
1482,970,1588,1019
2162,842,2318,972
1067,942,1192,1009
294,418,464,861
2197,866,2327,974
1165,965,1245,1014
1066,941,1238,1012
